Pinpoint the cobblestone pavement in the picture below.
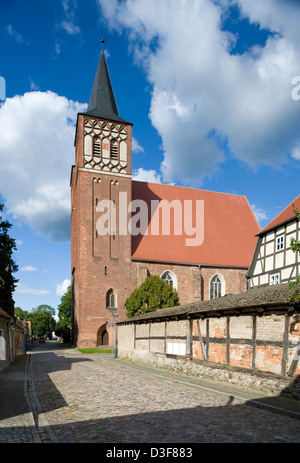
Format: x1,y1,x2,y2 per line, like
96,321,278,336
2,341,300,444
0,354,40,443
27,342,300,443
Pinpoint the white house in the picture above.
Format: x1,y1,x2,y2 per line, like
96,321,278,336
248,194,300,288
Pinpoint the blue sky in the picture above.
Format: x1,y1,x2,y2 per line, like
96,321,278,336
0,0,300,315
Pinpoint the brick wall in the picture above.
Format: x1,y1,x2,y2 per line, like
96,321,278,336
118,313,300,379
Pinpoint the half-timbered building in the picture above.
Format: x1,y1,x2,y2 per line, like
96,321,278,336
247,194,300,289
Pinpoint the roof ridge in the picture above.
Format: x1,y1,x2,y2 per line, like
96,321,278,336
132,180,248,198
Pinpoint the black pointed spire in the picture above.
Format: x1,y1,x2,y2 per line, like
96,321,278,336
86,41,130,124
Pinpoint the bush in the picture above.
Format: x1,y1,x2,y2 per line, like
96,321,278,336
125,275,179,319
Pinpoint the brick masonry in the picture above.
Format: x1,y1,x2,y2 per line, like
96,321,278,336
118,312,300,397
71,112,251,348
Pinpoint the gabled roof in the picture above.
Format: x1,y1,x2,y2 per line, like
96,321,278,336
0,307,12,319
86,49,131,124
131,181,260,268
258,194,300,236
118,282,300,325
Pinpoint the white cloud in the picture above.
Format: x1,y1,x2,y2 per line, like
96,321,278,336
56,279,71,297
6,24,28,45
60,0,81,36
98,0,300,186
16,283,50,296
20,266,37,272
251,204,268,224
132,137,144,153
132,167,162,184
61,20,80,35
0,91,86,241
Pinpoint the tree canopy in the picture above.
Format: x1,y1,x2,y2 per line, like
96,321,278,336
125,275,179,319
55,284,72,342
0,203,18,314
29,305,56,338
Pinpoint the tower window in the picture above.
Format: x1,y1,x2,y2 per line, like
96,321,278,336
106,289,115,308
93,137,101,156
111,140,118,159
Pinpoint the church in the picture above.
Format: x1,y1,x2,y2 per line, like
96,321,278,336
70,46,260,348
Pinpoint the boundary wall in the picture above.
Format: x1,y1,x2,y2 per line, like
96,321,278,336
118,284,300,399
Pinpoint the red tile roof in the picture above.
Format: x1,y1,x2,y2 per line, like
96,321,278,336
0,307,12,319
258,194,300,235
131,181,260,268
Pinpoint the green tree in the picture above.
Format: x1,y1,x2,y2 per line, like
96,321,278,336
125,275,180,319
30,305,56,338
0,204,18,314
289,203,300,304
14,306,30,321
55,285,72,343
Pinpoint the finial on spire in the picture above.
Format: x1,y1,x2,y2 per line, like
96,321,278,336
101,38,105,51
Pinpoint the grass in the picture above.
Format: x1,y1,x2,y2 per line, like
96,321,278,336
76,347,116,354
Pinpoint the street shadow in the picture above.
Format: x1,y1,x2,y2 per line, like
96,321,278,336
1,346,300,443
38,374,300,443
5,388,300,443
0,342,92,421
244,374,300,417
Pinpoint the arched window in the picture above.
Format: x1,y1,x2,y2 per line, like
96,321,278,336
110,139,118,160
93,136,101,157
210,274,225,299
161,271,177,290
106,289,115,308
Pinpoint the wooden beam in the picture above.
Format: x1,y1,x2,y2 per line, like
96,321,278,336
187,319,193,360
206,319,209,361
251,315,257,370
196,319,207,361
226,316,230,366
134,324,136,350
288,342,300,377
281,314,290,376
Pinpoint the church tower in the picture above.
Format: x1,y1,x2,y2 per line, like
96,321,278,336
71,43,134,347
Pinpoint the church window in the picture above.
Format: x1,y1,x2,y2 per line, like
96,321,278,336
93,136,101,156
106,289,115,308
161,270,177,290
111,139,118,159
210,275,224,299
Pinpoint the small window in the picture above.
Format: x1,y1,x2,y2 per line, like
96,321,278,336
276,235,284,251
270,273,280,285
161,271,177,290
210,275,222,299
111,140,118,159
93,137,101,157
162,272,173,287
106,290,115,308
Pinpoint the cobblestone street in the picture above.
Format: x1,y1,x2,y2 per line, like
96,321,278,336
1,341,300,444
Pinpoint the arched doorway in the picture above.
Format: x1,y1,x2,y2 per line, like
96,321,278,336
97,324,109,346
102,329,109,346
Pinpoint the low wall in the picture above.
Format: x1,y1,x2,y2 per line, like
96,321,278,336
118,311,300,399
